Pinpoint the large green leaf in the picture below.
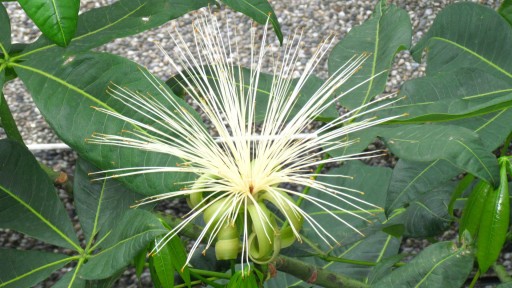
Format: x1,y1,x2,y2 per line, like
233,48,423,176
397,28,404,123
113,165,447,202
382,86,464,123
386,159,460,213
0,249,72,288
327,0,411,110
18,0,79,47
221,0,282,44
74,158,143,242
379,3,512,124
0,139,79,250
80,209,167,279
379,124,499,186
18,0,212,57
14,51,199,196
0,4,10,54
374,241,473,288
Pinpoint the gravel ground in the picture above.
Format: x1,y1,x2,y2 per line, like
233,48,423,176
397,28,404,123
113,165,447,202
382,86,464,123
0,0,505,287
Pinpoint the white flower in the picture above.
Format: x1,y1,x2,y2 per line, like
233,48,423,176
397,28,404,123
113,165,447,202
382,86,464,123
88,10,400,270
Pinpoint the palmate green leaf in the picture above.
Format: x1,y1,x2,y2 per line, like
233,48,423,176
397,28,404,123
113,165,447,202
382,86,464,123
379,124,499,186
17,0,212,57
0,144,168,285
499,0,512,26
221,0,282,44
385,159,461,213
327,0,411,111
14,51,199,196
379,2,512,124
0,249,73,288
80,209,167,279
74,158,143,242
18,0,79,47
0,3,10,54
373,241,473,288
0,139,79,250
166,66,338,122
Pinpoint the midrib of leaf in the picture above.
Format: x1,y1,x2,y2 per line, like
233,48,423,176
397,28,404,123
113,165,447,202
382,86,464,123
0,256,78,288
360,5,382,110
238,0,280,37
10,62,115,112
454,139,495,184
413,248,463,288
11,62,155,138
463,88,512,99
50,0,67,45
430,37,512,79
411,201,449,220
388,160,440,210
0,185,82,252
87,228,166,258
375,235,392,262
10,3,146,61
474,109,507,132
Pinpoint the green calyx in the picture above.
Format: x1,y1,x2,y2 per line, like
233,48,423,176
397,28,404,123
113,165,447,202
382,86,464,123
215,224,241,260
191,173,305,264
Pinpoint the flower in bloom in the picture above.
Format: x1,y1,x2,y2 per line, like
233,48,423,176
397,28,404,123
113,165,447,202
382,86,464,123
88,10,400,269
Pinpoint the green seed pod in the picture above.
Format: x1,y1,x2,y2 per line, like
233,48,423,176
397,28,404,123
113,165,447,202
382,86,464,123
477,158,510,274
247,202,276,261
215,224,240,260
459,179,492,239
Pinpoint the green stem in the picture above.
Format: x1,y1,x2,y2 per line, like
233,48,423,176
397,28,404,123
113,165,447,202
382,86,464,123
0,88,24,144
469,270,480,288
493,263,512,283
501,131,512,156
273,255,368,288
230,259,236,276
174,277,218,288
189,268,231,280
189,270,223,288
